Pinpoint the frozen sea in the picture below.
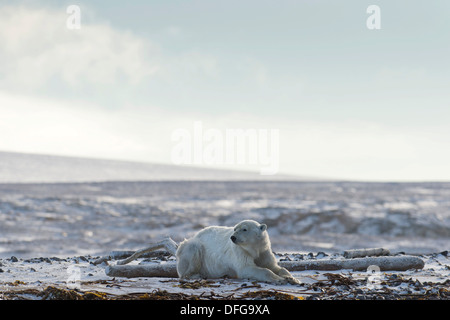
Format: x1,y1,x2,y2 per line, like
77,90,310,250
1,181,449,258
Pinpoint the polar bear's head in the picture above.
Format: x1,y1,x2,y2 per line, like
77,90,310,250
230,220,268,248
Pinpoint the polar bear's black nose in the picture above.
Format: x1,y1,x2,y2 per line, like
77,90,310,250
230,236,236,243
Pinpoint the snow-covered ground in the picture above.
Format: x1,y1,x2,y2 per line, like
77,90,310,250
0,251,448,300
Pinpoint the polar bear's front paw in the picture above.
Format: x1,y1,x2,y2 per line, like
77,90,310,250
273,278,287,285
279,275,300,285
270,275,297,285
264,275,286,285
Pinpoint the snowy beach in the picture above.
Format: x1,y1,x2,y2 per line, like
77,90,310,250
0,251,448,300
0,181,449,300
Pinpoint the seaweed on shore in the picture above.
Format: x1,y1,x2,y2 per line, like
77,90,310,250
1,281,449,300
1,286,109,300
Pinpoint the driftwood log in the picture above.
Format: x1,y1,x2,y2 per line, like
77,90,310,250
343,248,390,259
93,237,178,265
279,255,424,272
116,237,178,265
102,240,425,279
106,262,178,278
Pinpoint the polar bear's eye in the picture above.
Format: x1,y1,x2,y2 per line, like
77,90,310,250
243,228,247,232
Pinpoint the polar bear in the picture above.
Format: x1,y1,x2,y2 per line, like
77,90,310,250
176,220,299,284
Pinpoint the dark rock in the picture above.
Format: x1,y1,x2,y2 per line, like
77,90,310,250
316,252,328,259
50,257,64,262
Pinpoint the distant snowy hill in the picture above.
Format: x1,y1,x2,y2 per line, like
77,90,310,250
0,151,311,183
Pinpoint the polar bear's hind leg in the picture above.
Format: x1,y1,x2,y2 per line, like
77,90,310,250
176,238,204,279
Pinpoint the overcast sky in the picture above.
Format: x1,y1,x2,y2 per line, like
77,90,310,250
0,0,449,181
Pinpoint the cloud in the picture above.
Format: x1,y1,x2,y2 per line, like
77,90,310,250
0,4,224,110
0,5,159,90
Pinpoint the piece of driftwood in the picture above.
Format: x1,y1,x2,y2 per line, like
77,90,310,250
111,250,171,260
116,237,178,266
343,248,390,259
93,237,178,265
93,250,170,265
104,255,424,278
106,262,178,278
279,255,424,272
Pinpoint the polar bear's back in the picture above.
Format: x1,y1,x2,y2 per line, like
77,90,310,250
195,225,232,242
195,225,234,256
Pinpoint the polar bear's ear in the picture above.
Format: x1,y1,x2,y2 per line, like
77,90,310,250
259,224,267,231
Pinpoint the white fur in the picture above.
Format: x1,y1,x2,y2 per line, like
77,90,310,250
176,220,299,284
